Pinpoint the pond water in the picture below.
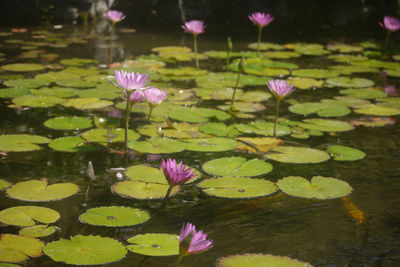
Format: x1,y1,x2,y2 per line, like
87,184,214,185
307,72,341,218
1,22,400,267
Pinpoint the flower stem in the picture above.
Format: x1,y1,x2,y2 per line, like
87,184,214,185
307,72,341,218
161,185,174,209
384,30,391,53
273,99,281,138
148,103,154,120
257,26,263,57
193,34,199,69
124,94,132,154
176,254,184,267
231,71,241,106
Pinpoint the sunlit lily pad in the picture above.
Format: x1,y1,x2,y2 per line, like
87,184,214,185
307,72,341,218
327,145,366,161
235,121,291,137
82,128,139,143
31,87,77,98
276,176,353,199
244,65,290,76
19,224,56,238
0,206,60,227
327,54,368,63
265,146,330,164
196,72,244,89
217,253,313,267
4,78,49,88
353,104,400,116
63,66,99,76
292,68,340,79
120,59,166,71
351,59,400,69
35,71,80,82
210,88,270,102
49,136,102,152
289,77,324,89
12,95,65,107
248,42,285,51
202,157,272,177
329,65,379,75
128,137,186,154
298,119,355,132
63,97,113,109
112,180,179,200
218,102,265,113
0,134,50,152
6,179,79,202
199,122,241,137
169,107,230,123
59,58,97,66
1,63,45,72
56,79,97,88
79,206,150,227
0,234,45,263
76,88,122,100
138,123,210,139
0,87,31,98
127,233,179,256
0,179,11,190
340,88,386,99
44,235,127,265
236,137,282,153
263,51,301,59
152,46,191,53
198,176,277,199
44,116,93,130
289,102,351,117
326,76,374,88
327,43,363,53
183,137,238,152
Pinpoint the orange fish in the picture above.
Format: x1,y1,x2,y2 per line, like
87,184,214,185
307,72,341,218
341,197,364,224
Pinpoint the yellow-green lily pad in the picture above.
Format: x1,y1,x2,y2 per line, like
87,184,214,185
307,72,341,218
63,97,113,109
44,116,93,130
326,76,374,88
265,146,330,164
82,128,139,143
12,95,65,107
19,224,56,238
183,137,238,152
59,58,97,66
0,134,50,152
327,43,363,53
340,88,386,99
327,145,366,161
127,233,179,256
0,234,45,263
353,104,400,116
169,107,230,123
0,206,60,227
4,78,49,88
128,137,186,154
0,179,11,190
202,157,272,177
49,136,102,152
217,253,313,267
248,42,285,51
199,122,241,137
292,68,340,79
2,63,45,72
235,121,291,137
112,180,180,200
298,119,355,132
289,77,324,89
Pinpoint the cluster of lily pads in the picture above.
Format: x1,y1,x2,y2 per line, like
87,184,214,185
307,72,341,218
0,13,400,266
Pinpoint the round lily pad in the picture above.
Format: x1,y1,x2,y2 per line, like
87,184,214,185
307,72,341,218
327,145,366,161
31,87,77,98
128,137,186,154
169,107,230,123
292,68,340,79
329,65,379,75
248,42,284,51
4,78,49,88
19,224,57,238
35,71,80,82
340,88,387,99
0,87,31,98
63,97,113,110
44,235,127,265
217,253,313,267
325,77,374,88
327,43,363,53
202,157,272,177
2,63,45,72
0,206,60,227
198,176,278,199
49,136,102,152
56,79,97,88
276,176,353,199
0,234,45,263
44,116,93,130
76,88,122,100
298,119,355,132
0,134,50,152
112,180,180,200
265,146,330,164
263,51,301,59
353,104,400,116
82,128,140,143
12,95,65,107
199,123,241,137
0,179,11,190
289,102,350,117
79,206,150,227
235,122,291,137
6,179,79,202
59,58,97,66
289,77,324,89
126,233,179,256
183,137,238,152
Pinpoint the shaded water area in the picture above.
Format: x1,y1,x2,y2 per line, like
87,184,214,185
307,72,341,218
1,21,400,267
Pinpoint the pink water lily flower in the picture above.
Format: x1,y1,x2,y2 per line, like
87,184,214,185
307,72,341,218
181,20,206,35
114,70,150,92
179,222,213,255
126,90,145,103
249,12,274,27
267,79,295,100
144,88,168,104
379,16,400,32
107,10,126,23
161,158,197,186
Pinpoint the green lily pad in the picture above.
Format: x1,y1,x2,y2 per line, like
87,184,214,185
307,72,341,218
199,122,241,137
327,145,366,161
217,253,313,267
0,206,60,227
204,50,242,58
0,263,21,267
218,102,266,113
12,95,65,107
35,71,80,82
128,137,186,154
329,65,379,75
351,59,400,69
19,225,56,238
49,136,102,152
196,72,244,89
4,78,49,88
158,67,207,77
56,79,97,88
202,157,272,177
82,128,139,143
327,43,363,53
120,59,166,71
183,137,238,152
63,97,113,109
209,88,270,102
76,88,122,100
198,176,277,199
0,179,11,190
248,42,285,51
44,116,93,130
59,58,97,66
0,234,45,263
138,122,210,139
289,77,324,89
289,102,351,117
127,233,179,256
327,54,368,63
298,119,355,132
112,180,180,200
63,66,99,76
235,121,291,137
265,146,330,164
353,104,400,116
44,235,127,265
79,206,150,227
152,46,191,53
0,87,31,98
2,63,45,72
31,87,77,98
263,51,301,59
292,68,340,79
326,76,374,88
0,134,50,152
244,66,290,77
169,107,230,123
6,179,79,202
276,176,353,199
340,88,386,99
385,68,400,78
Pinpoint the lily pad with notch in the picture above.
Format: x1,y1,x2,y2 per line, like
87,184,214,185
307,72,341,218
199,122,241,137
0,134,50,152
19,224,57,238
265,146,330,164
325,76,374,88
169,107,231,123
82,128,139,143
0,206,60,227
1,63,45,72
44,116,93,130
63,97,113,110
0,234,45,263
298,119,355,132
127,233,179,256
235,121,291,137
12,95,65,107
202,157,273,177
128,137,186,154
326,145,366,161
49,136,102,152
112,180,180,200
292,68,340,79
183,137,238,152
217,253,313,267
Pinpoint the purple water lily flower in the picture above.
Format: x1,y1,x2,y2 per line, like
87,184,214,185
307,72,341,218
107,10,126,23
114,70,150,92
385,85,397,96
249,12,274,28
161,158,197,186
144,88,168,104
179,222,213,255
181,20,206,35
379,16,400,32
267,79,295,100
123,89,145,103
